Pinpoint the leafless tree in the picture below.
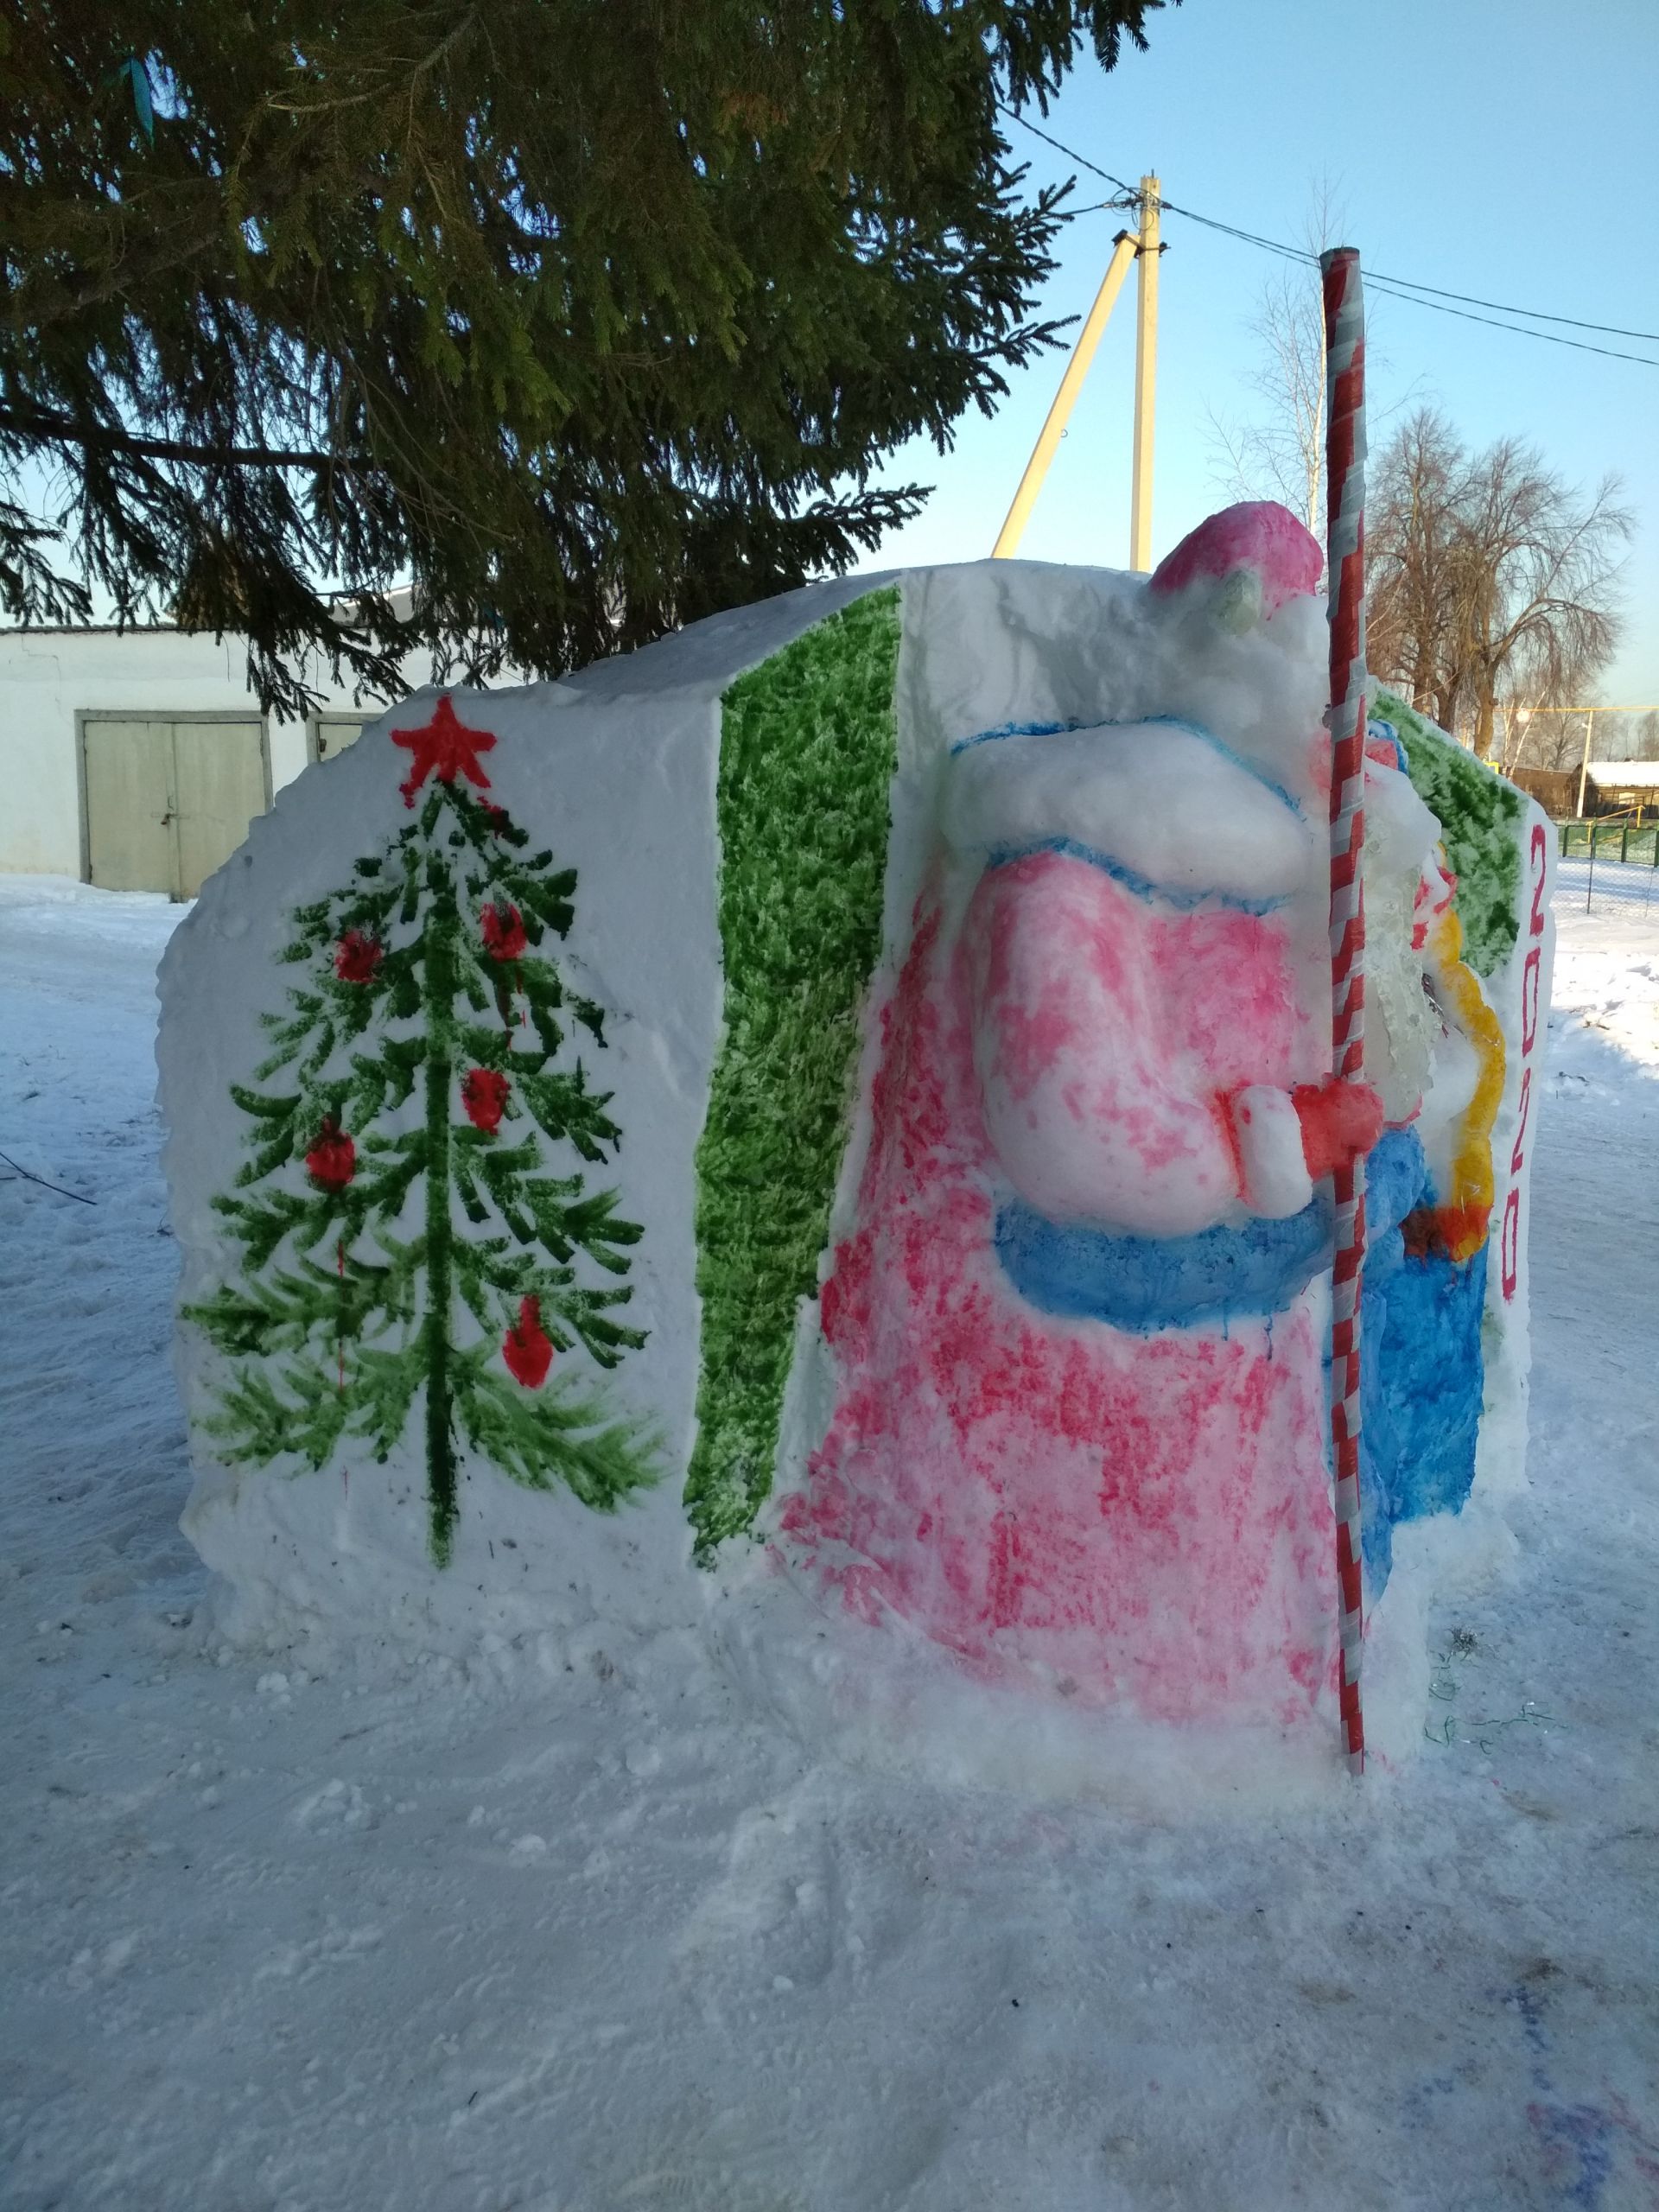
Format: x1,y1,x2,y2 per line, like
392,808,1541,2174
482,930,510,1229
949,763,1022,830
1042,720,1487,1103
1503,705,1659,775
1366,409,1468,729
1367,407,1630,756
1503,706,1594,774
1206,182,1346,540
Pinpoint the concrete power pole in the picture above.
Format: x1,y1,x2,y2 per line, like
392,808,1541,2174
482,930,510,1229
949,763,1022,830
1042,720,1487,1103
990,230,1138,560
1129,174,1162,572
1575,708,1597,818
988,170,1165,568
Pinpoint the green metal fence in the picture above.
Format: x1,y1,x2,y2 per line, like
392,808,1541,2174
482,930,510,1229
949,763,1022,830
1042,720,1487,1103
1558,817,1659,866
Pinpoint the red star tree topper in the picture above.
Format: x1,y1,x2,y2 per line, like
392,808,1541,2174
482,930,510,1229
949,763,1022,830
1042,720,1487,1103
393,695,498,808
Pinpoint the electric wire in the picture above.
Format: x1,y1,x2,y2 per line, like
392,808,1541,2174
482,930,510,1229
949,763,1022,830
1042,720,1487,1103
1003,109,1659,366
1343,272,1659,345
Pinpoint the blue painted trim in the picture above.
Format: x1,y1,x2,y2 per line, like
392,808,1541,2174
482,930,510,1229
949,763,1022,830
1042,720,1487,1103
985,836,1290,917
949,717,1084,753
950,712,1304,818
995,1193,1334,1333
1366,716,1410,774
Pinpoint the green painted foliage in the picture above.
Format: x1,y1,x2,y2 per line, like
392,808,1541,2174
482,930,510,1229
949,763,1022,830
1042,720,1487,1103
1374,689,1526,979
686,589,901,1556
187,773,657,1565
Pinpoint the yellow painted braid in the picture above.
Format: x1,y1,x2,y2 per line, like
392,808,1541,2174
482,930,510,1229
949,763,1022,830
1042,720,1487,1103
1424,893,1506,1263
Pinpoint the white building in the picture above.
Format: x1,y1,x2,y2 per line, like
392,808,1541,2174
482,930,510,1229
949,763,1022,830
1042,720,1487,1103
1588,760,1659,810
0,625,404,897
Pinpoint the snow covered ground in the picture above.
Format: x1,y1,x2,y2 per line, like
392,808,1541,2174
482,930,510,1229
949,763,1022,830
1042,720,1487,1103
2,872,1656,2212
1557,855,1659,921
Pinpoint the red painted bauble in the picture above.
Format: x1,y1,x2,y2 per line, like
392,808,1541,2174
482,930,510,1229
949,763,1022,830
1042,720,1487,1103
461,1066,511,1132
305,1118,356,1191
503,1295,554,1389
334,929,383,984
480,902,528,962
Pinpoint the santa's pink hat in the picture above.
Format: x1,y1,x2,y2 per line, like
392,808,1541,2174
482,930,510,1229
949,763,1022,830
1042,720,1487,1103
1148,501,1322,616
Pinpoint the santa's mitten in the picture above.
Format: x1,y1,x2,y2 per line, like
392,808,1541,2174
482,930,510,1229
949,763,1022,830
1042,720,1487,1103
1290,1077,1386,1181
1224,1078,1386,1215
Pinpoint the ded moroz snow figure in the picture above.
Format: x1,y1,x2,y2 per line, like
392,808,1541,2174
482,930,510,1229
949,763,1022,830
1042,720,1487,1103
775,503,1541,1763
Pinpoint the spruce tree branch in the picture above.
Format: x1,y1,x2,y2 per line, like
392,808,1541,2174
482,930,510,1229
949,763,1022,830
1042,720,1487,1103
0,404,365,474
259,11,481,120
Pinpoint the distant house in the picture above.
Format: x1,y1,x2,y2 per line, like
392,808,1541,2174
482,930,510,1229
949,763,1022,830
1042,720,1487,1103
1585,761,1659,816
1504,761,1659,821
0,622,404,898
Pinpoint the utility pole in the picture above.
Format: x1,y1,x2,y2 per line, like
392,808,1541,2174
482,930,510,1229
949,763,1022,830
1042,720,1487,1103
988,171,1165,566
1575,708,1597,818
992,230,1137,559
1129,173,1162,572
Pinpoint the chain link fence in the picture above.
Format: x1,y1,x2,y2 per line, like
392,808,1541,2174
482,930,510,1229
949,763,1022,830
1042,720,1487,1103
1554,817,1659,918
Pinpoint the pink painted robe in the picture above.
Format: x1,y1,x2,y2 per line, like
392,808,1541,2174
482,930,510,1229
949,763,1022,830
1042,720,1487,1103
776,849,1340,1726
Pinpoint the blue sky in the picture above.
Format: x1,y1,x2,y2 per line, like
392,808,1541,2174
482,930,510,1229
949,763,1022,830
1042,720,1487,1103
855,0,1659,705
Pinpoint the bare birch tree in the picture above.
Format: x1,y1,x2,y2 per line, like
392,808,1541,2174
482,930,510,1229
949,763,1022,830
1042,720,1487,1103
1207,182,1345,540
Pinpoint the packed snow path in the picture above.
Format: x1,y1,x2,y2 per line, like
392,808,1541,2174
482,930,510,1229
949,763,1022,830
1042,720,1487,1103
2,874,1656,2212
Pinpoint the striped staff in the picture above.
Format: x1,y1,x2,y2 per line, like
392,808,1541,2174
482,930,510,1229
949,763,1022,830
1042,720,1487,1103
1320,245,1369,1776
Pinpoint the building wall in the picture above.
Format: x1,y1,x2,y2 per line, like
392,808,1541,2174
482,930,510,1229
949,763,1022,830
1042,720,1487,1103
0,627,397,877
1506,766,1577,820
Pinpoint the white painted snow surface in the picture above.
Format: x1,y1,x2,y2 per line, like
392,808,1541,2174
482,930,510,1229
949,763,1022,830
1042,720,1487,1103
942,717,1316,899
157,573,881,1650
3,872,1657,2211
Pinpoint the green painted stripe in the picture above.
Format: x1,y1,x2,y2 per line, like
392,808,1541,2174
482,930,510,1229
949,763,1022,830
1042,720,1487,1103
686,588,902,1556
1374,690,1526,980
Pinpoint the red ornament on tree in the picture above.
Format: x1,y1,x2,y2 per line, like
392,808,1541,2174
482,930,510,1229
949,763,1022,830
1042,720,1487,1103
305,1118,357,1191
503,1296,554,1389
334,929,383,984
392,696,497,808
480,902,528,962
461,1067,511,1131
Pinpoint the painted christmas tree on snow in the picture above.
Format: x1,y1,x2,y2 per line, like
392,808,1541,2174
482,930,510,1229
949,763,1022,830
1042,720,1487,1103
188,696,658,1565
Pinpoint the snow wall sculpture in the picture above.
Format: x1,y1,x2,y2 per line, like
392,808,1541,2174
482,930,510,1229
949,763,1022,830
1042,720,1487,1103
160,504,1553,1761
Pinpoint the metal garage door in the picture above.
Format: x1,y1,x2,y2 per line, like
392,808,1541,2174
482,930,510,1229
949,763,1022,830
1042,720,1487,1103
80,714,270,899
309,713,372,761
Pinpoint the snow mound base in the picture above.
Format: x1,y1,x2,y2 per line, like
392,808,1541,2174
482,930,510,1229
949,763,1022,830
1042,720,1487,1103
159,505,1553,1785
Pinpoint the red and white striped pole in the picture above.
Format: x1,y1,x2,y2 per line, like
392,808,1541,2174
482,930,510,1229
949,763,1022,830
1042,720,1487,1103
1321,246,1369,1776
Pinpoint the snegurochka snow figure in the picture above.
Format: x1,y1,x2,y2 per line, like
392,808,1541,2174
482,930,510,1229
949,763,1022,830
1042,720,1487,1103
187,696,657,1566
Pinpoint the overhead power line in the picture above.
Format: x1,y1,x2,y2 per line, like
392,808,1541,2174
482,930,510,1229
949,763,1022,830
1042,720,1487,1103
1002,110,1659,369
1342,270,1659,345
1353,282,1659,369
